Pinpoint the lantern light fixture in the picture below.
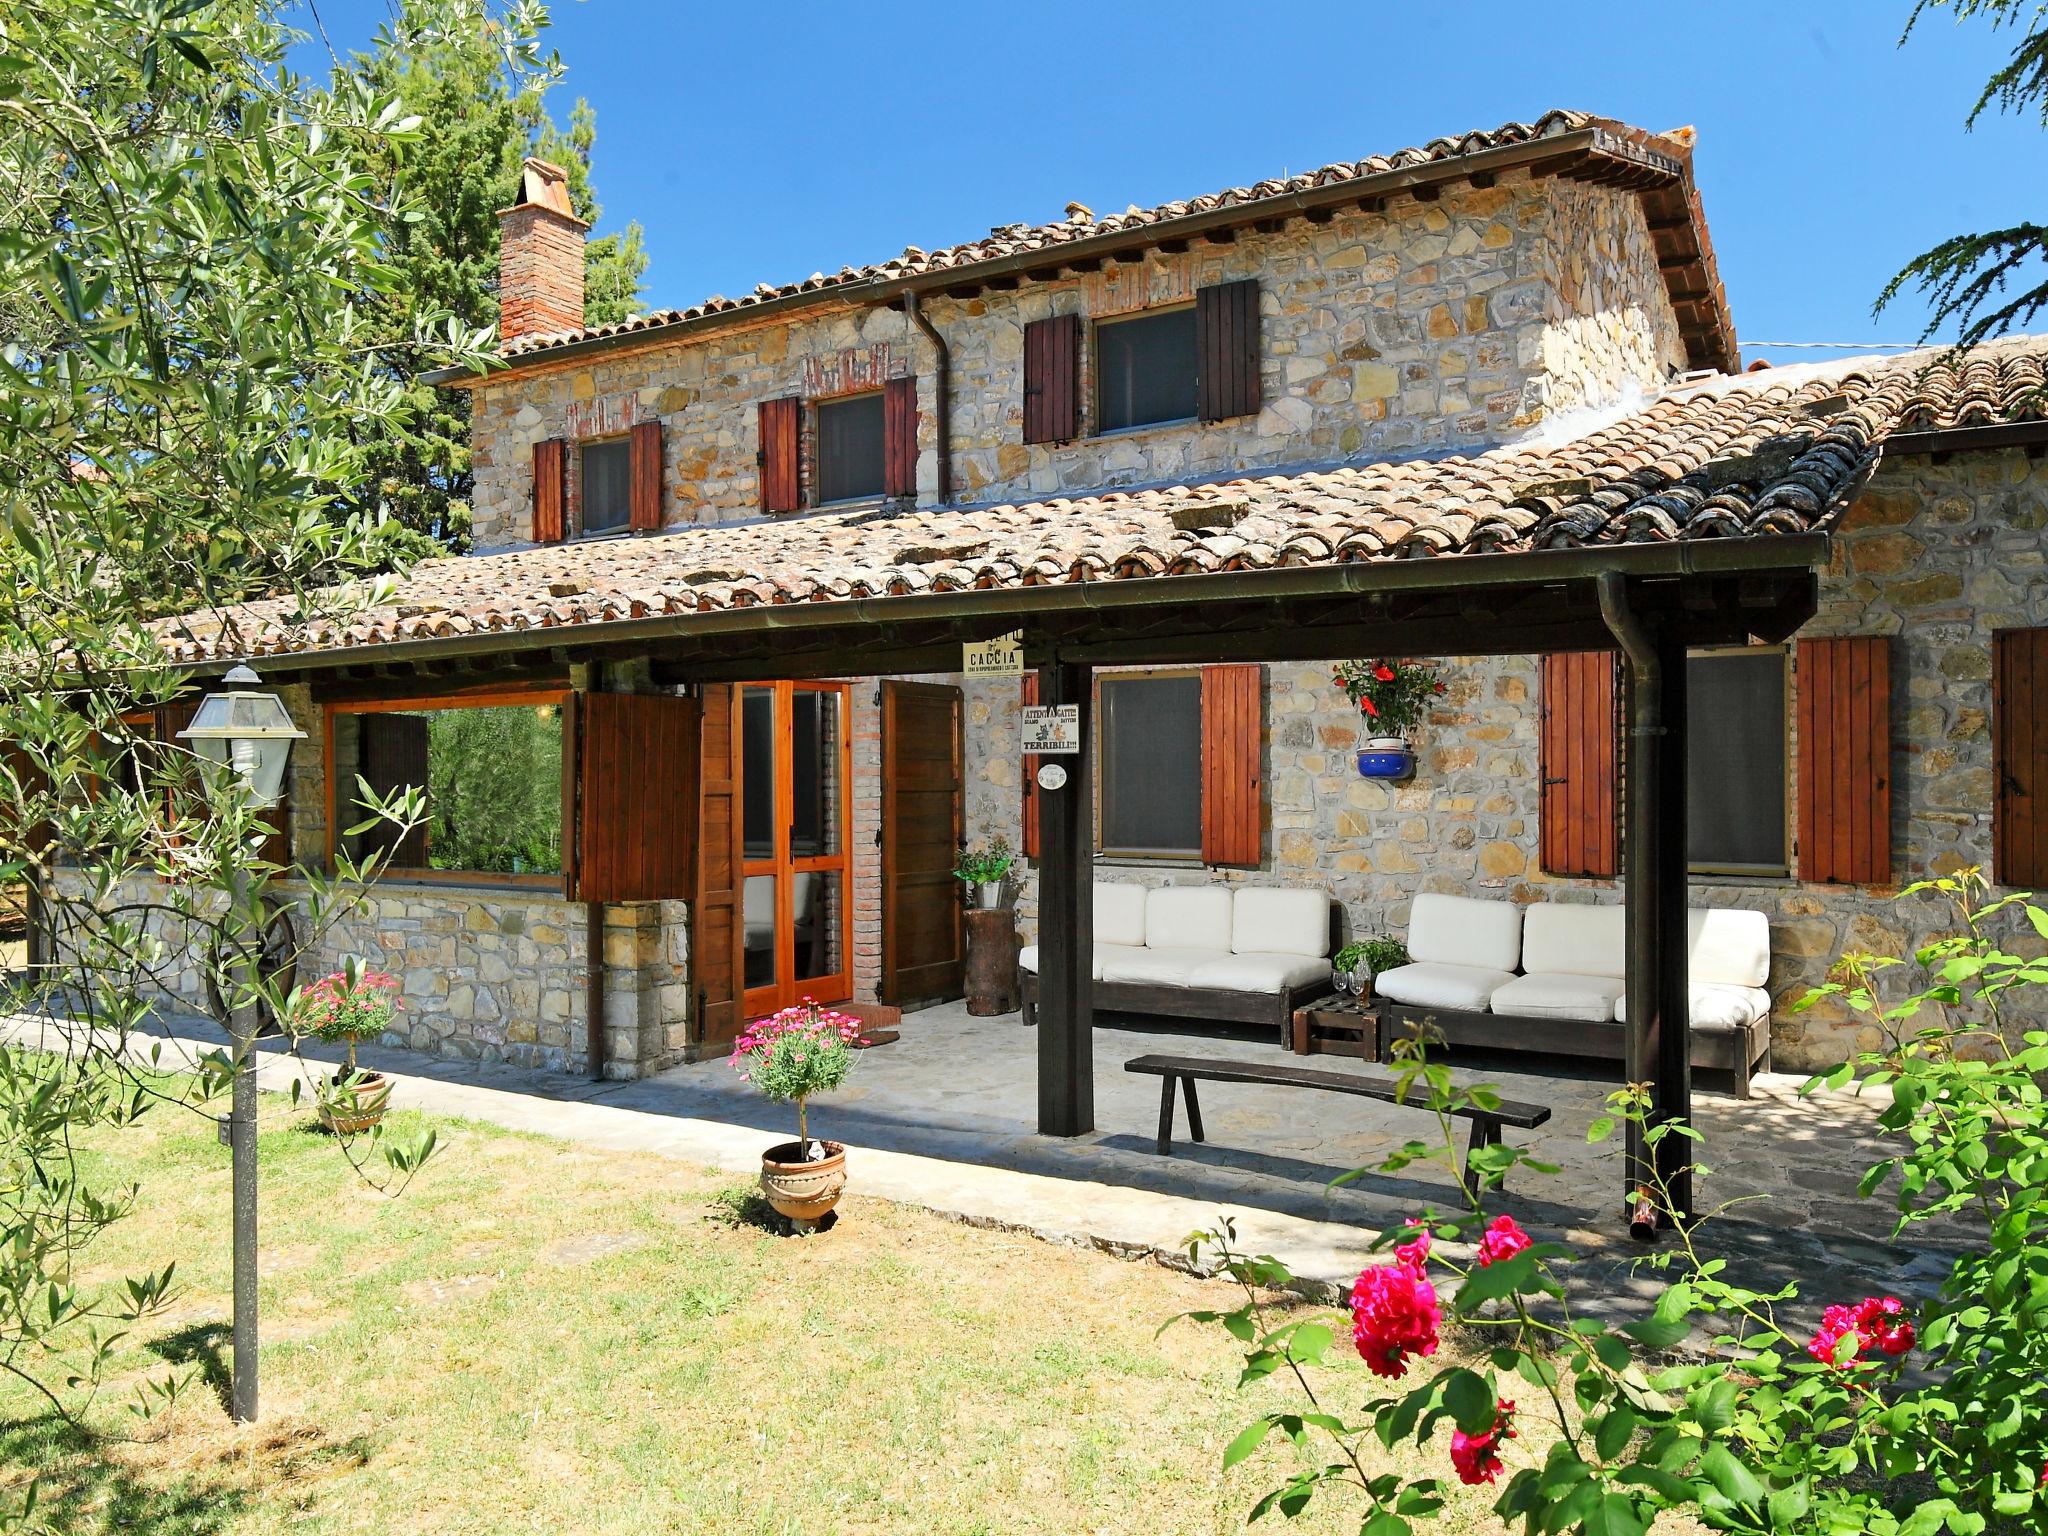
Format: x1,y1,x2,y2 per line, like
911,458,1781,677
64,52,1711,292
177,665,305,809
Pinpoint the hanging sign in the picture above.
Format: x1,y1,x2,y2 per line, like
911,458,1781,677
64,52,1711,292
1035,762,1069,792
962,632,1025,677
1022,704,1081,755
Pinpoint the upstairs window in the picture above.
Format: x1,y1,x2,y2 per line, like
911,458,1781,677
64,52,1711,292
1096,306,1198,433
580,438,631,534
817,393,886,504
1687,647,1789,876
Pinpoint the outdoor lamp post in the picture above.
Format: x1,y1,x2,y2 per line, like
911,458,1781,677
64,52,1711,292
178,664,303,1425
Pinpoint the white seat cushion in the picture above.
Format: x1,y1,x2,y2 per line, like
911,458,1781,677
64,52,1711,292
1100,946,1215,987
1616,983,1769,1030
1144,886,1235,952
1093,882,1149,949
1020,944,1142,982
1374,961,1517,1013
1521,903,1625,980
1189,952,1332,994
1230,887,1330,958
1406,893,1522,974
1688,908,1771,989
1489,972,1624,1023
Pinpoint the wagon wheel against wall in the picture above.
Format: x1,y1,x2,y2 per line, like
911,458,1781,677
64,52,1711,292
205,896,299,1040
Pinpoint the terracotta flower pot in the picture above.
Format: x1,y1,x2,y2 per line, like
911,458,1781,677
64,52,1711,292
317,1070,392,1135
759,1139,847,1231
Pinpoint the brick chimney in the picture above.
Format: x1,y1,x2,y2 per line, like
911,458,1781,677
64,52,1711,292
497,158,589,344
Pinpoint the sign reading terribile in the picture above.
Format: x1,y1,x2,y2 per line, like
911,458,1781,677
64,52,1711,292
962,631,1024,676
1021,704,1081,754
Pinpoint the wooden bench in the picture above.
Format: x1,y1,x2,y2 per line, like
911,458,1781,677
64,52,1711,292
1123,1053,1552,1194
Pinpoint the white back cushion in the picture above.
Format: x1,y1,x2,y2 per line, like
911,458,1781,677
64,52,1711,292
1144,885,1235,952
1092,882,1149,949
1689,908,1771,989
1406,893,1522,974
1521,902,1626,979
1231,887,1330,958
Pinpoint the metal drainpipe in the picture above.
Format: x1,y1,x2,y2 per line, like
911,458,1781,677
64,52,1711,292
903,291,951,504
1595,570,1663,1239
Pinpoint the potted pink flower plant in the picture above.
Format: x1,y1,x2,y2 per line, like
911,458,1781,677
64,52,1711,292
295,959,403,1135
731,999,865,1231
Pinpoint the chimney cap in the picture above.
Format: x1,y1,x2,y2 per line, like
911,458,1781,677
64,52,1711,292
500,157,589,227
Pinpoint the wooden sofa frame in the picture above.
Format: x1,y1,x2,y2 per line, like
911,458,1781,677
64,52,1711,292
1367,998,1773,1099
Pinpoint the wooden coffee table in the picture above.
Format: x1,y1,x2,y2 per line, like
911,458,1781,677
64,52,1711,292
1289,995,1379,1061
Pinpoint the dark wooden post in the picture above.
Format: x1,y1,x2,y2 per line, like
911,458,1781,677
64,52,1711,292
1035,659,1094,1136
1651,631,1693,1222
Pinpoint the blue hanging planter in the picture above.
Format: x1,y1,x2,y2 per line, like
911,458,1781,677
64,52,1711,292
1356,737,1414,780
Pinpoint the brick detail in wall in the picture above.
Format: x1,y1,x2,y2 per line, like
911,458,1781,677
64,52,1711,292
499,204,586,344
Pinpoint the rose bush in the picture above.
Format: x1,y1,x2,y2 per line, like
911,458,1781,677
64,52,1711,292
1174,870,2048,1534
730,999,865,1160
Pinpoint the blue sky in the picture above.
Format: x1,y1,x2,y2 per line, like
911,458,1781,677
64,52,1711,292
299,1,2044,366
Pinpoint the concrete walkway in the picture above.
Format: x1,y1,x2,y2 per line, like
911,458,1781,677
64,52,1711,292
2,1001,1967,1321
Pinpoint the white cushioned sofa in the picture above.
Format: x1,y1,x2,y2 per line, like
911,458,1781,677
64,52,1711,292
1020,881,1338,1039
1370,893,1773,1096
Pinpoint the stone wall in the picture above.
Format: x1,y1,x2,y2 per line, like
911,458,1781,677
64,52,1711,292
466,174,1684,548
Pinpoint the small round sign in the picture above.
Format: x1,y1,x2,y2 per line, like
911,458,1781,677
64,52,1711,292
1035,762,1069,792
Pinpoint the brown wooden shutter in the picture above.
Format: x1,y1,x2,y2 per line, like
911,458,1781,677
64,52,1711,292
1196,278,1261,422
757,396,801,513
1200,663,1263,866
692,684,746,1050
1019,673,1040,859
883,375,918,499
628,417,663,532
532,437,566,543
1022,312,1081,445
360,713,431,869
1795,636,1891,885
1993,627,2048,888
572,692,699,901
151,697,202,848
1538,652,1619,879
881,681,966,1002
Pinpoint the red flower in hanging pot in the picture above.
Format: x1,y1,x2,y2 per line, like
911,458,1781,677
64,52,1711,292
1360,697,1378,718
1373,663,1396,682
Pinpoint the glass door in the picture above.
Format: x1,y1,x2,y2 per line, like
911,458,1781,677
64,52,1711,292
741,682,853,1017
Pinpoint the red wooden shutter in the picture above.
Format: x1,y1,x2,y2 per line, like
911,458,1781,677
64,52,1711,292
629,417,663,532
692,684,747,1051
1538,652,1619,879
532,437,566,543
1200,663,1263,866
883,375,918,499
1196,278,1261,422
1796,636,1891,885
1993,627,2048,888
1022,312,1081,445
757,396,801,513
573,692,700,901
1019,673,1040,859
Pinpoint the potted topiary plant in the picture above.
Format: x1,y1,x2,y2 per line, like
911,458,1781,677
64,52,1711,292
295,959,403,1135
953,834,1016,909
1332,659,1448,779
731,999,866,1232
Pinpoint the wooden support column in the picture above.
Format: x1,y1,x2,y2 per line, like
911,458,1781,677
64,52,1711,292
1035,659,1094,1137
1649,631,1692,1224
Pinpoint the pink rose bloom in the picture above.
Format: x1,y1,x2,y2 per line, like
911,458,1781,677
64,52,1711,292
1808,1296,1914,1366
1451,1399,1516,1486
1394,1219,1431,1272
1349,1261,1441,1379
1475,1214,1532,1268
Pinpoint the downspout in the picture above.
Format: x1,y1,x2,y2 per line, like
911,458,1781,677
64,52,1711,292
903,291,951,503
1595,570,1661,1239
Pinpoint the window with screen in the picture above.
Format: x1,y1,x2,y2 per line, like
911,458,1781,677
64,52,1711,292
1098,671,1204,858
817,393,885,504
1095,306,1199,433
1687,648,1788,874
331,700,565,880
580,438,631,534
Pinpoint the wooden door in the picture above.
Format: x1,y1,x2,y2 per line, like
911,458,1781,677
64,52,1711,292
693,683,745,1052
881,681,965,1005
739,682,854,1017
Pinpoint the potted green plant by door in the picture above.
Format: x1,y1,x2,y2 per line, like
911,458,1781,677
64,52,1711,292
732,1000,866,1232
295,959,403,1134
953,834,1016,910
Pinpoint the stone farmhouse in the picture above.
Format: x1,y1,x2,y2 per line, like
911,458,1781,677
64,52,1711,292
149,111,2047,1136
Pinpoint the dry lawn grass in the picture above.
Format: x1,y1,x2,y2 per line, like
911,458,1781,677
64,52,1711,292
0,1092,1575,1535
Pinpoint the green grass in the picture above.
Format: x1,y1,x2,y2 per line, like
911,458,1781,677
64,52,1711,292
0,1089,1542,1535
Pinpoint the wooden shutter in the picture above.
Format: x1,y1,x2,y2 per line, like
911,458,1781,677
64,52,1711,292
533,437,566,543
1019,673,1040,859
757,396,801,513
881,682,966,1003
1795,636,1891,885
1538,652,1619,878
1022,312,1081,445
1994,627,2048,888
573,692,699,901
628,417,663,532
1200,664,1262,866
883,375,918,499
692,684,746,1050
360,714,431,869
1196,278,1261,422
